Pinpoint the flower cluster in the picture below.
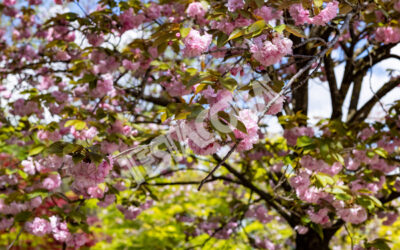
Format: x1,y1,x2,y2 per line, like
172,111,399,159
183,29,212,57
289,1,339,26
375,26,400,44
250,35,293,67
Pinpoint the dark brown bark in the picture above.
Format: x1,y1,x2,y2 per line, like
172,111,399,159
347,74,363,121
295,231,330,250
295,221,343,250
324,54,341,119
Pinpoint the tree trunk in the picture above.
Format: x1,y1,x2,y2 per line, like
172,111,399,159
295,230,331,250
294,223,342,250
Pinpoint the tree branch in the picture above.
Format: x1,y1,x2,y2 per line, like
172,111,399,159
347,78,400,123
324,54,341,118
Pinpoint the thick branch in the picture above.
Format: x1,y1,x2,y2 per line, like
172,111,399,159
324,54,341,118
347,78,400,123
346,74,363,121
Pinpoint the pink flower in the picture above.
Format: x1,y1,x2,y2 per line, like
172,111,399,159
294,225,309,234
67,233,88,247
234,17,253,28
0,218,14,231
300,155,319,171
98,194,116,207
92,74,114,97
299,186,326,203
311,1,339,25
370,159,396,174
263,91,285,115
324,162,343,176
283,127,314,146
4,0,17,6
87,33,104,46
254,6,282,22
87,186,105,199
42,173,61,190
146,3,161,20
161,78,191,97
395,1,400,12
148,46,158,58
289,170,311,191
186,2,206,19
50,216,71,242
359,127,375,140
30,197,42,208
245,205,273,223
380,212,398,226
100,141,119,154
37,130,62,141
183,29,212,57
337,205,367,224
234,109,259,151
250,36,292,67
29,0,42,5
289,3,311,25
188,139,221,155
71,126,98,140
55,50,71,61
180,120,220,155
38,76,54,90
210,19,235,34
117,205,142,220
202,87,233,114
307,208,330,225
227,0,244,12
122,59,140,71
119,8,145,32
25,217,52,236
375,27,400,44
255,237,276,250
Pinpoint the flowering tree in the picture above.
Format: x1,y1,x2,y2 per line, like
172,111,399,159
0,0,400,249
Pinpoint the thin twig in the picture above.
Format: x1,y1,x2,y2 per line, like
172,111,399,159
197,142,238,191
7,226,23,250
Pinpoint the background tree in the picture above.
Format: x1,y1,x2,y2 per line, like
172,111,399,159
0,0,399,249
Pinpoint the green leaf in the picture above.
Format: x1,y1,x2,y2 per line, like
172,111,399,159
310,223,324,240
332,153,345,166
47,141,67,155
364,194,382,208
254,0,264,8
235,120,248,134
221,77,237,91
64,120,87,130
228,29,245,41
373,148,388,158
315,173,334,186
365,238,391,250
29,145,45,156
247,20,266,34
274,24,286,34
314,0,323,8
296,136,314,147
217,32,229,48
180,27,190,38
63,143,83,155
285,24,307,38
187,74,202,87
27,190,48,199
15,211,32,222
